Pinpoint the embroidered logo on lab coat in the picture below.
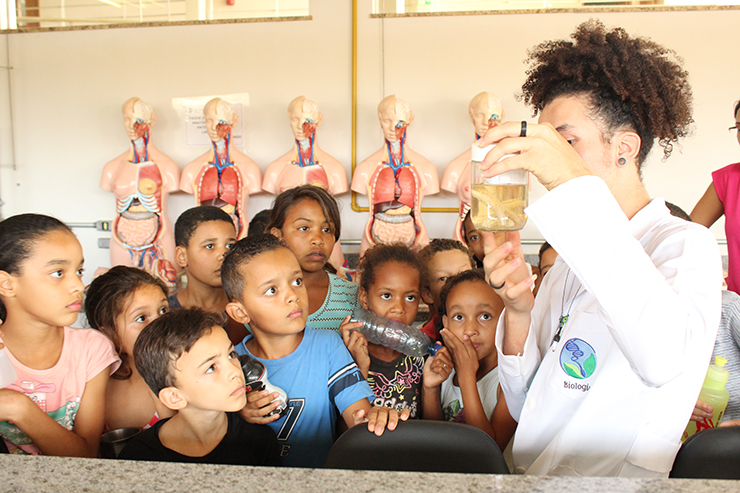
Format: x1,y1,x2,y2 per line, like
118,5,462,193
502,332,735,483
559,338,596,379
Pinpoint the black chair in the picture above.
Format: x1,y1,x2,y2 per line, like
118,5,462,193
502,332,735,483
670,426,740,479
324,420,509,474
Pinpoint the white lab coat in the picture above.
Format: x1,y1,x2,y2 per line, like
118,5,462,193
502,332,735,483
496,176,722,477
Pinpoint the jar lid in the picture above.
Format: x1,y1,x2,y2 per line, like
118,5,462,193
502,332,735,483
471,143,495,162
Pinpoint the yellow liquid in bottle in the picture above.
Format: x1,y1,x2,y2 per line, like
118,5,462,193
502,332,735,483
470,183,528,232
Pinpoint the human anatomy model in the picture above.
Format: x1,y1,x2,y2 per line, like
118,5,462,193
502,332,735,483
180,98,262,239
101,97,180,287
263,96,349,272
440,92,504,243
263,96,348,195
351,95,439,255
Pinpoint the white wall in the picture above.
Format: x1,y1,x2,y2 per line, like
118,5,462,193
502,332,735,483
1,2,737,280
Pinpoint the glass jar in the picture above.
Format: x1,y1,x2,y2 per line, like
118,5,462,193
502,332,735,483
470,143,528,232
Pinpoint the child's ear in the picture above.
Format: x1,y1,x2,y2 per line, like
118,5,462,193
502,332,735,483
226,301,251,325
421,287,434,306
269,227,283,239
158,387,187,411
358,287,369,310
0,271,16,299
442,314,449,330
174,246,188,268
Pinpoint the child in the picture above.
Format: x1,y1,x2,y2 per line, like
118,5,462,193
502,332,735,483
266,185,357,331
85,265,174,431
417,239,476,341
462,212,485,269
340,243,425,418
222,234,408,468
0,213,119,456
118,308,281,466
422,269,516,451
247,209,272,237
170,206,247,345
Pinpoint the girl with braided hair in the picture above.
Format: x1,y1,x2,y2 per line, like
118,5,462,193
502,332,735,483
477,20,722,477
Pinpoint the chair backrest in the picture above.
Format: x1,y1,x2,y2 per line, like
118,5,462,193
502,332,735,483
324,420,509,474
670,426,740,479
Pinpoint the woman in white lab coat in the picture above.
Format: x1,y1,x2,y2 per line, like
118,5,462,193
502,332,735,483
475,20,722,477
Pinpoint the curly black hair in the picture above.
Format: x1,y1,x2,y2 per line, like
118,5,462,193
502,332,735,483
358,243,421,294
520,19,693,167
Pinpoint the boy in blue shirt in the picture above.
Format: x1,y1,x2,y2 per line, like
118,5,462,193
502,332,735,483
223,234,409,468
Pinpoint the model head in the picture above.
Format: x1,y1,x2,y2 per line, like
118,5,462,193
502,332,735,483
122,97,155,141
469,92,504,137
378,95,414,143
289,96,323,140
204,98,237,142
521,20,693,170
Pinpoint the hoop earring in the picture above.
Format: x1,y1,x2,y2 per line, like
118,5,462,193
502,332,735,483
617,157,627,166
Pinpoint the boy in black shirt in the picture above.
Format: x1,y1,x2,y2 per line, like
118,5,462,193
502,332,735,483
119,308,280,466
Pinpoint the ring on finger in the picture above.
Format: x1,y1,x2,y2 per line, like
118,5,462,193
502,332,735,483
490,280,506,290
520,121,528,137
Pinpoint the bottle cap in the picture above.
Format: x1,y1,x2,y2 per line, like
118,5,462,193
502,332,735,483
704,356,730,389
471,143,495,163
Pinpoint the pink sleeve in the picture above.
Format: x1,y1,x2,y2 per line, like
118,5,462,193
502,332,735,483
79,329,121,381
712,162,740,204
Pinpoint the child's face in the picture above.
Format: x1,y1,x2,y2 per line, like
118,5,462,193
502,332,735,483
238,247,308,335
360,261,420,327
6,230,85,328
425,250,473,308
116,284,168,357
463,215,484,262
272,198,335,274
171,326,246,412
443,280,503,365
179,220,236,288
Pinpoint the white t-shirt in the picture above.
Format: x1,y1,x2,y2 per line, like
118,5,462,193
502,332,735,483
440,367,499,423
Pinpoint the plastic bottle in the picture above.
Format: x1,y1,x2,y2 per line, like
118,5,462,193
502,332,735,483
683,356,731,441
238,354,289,417
0,349,17,388
350,306,440,358
470,143,528,232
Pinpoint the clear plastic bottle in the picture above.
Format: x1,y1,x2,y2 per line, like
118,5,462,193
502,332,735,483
0,349,17,388
238,354,289,417
350,306,440,358
683,356,731,441
470,143,528,232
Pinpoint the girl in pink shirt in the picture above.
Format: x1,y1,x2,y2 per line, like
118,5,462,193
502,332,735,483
0,214,119,456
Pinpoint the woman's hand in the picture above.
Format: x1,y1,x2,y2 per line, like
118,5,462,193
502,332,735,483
477,120,592,191
422,347,453,389
482,231,535,316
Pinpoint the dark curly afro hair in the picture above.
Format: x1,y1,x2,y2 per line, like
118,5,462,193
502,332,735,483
520,19,693,168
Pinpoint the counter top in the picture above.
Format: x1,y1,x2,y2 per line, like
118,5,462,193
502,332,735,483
2,455,740,493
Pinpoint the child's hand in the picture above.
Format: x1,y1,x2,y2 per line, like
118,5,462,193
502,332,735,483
690,397,713,422
0,389,31,423
422,347,453,389
340,315,370,376
440,329,479,379
239,389,283,424
353,406,411,436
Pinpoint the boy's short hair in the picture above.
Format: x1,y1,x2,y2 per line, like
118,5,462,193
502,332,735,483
438,269,488,320
247,209,272,237
665,201,691,222
134,308,226,395
221,233,288,302
175,206,235,248
417,239,475,290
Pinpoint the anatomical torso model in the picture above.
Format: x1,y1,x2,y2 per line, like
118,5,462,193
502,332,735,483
263,96,348,196
441,92,504,244
180,98,262,239
101,97,180,288
263,96,350,273
351,95,439,255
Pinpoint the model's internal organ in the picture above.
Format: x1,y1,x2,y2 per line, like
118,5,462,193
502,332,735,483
368,165,420,248
113,161,176,283
133,121,149,140
196,160,244,236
